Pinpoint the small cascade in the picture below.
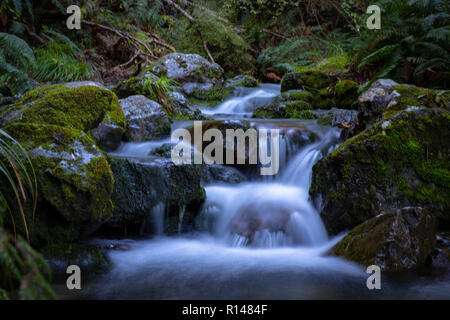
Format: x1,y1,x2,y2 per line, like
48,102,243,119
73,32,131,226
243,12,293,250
201,84,280,116
151,203,165,235
200,125,341,248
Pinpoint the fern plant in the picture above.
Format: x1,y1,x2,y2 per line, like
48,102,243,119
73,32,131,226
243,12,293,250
0,129,55,300
0,32,35,94
357,0,450,88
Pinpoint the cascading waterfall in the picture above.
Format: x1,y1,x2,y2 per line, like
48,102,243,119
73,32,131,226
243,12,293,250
201,125,341,248
84,84,378,300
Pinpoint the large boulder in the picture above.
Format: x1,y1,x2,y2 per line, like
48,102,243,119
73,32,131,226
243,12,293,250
0,84,126,151
357,80,449,128
280,71,359,110
150,53,224,98
225,75,259,89
310,107,449,234
2,123,115,244
151,52,223,85
332,207,437,271
119,95,172,142
102,157,206,236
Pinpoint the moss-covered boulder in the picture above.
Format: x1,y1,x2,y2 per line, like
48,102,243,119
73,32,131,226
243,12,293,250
119,95,172,142
357,80,449,128
281,71,336,93
150,52,224,85
0,84,126,151
280,71,359,110
102,157,206,237
280,90,313,103
310,107,450,234
3,123,115,244
332,207,437,271
252,101,316,119
225,75,259,89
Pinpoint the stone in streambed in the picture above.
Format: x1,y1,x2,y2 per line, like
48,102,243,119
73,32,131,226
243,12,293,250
310,107,450,234
2,123,115,244
104,157,206,236
332,207,437,271
119,95,172,142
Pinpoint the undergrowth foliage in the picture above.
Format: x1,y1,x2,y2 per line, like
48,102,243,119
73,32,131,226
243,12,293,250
0,129,55,300
357,0,450,88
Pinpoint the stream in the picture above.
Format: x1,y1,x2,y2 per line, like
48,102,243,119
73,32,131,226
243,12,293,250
59,84,450,300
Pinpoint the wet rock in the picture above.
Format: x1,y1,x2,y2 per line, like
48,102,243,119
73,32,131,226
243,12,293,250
200,164,246,184
332,207,437,271
2,123,115,244
104,157,206,236
42,244,109,280
252,101,316,119
120,95,171,142
430,231,450,268
310,107,450,234
225,75,259,89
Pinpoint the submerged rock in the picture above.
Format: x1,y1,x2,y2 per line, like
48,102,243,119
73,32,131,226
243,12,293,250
332,207,437,271
2,123,115,244
119,95,171,142
104,157,206,236
310,107,450,234
42,243,109,280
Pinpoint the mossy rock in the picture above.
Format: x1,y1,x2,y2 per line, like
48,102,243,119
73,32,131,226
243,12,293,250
42,243,110,280
252,101,316,120
113,77,148,99
1,84,125,133
101,157,206,237
312,87,335,110
332,207,437,271
281,71,336,93
357,81,449,128
310,107,450,234
2,123,114,244
334,80,359,110
280,90,313,103
225,75,259,88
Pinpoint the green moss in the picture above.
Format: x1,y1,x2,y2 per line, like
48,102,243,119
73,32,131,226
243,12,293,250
311,107,450,231
5,85,125,134
281,90,313,103
312,87,334,110
4,123,114,224
334,80,359,109
281,71,335,92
